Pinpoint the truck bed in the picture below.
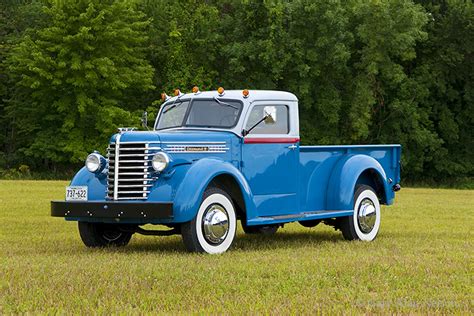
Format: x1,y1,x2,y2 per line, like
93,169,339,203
298,144,401,213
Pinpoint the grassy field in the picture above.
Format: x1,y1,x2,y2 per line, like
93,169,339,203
0,181,472,314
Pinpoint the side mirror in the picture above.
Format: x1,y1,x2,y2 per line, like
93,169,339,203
264,106,276,124
141,111,148,129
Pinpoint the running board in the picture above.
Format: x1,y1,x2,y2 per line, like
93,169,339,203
119,226,180,236
246,210,352,226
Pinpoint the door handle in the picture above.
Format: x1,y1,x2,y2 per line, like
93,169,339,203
287,144,297,150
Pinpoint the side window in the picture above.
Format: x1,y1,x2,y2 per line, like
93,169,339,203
245,105,289,134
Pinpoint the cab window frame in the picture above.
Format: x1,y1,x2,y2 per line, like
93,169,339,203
244,104,290,135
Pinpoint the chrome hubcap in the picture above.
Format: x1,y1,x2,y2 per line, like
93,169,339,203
202,204,229,245
357,198,377,234
102,230,122,242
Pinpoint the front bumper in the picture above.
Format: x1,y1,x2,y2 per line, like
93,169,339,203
51,201,173,220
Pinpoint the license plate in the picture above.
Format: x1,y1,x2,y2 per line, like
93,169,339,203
65,186,88,201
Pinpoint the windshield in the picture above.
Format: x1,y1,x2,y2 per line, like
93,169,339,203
156,100,190,130
156,99,243,130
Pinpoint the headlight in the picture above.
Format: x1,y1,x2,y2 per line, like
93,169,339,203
152,152,170,172
85,153,103,173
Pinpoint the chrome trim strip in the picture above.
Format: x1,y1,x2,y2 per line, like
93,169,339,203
164,152,228,154
162,141,226,144
113,134,121,200
164,144,229,153
117,147,161,151
165,147,229,149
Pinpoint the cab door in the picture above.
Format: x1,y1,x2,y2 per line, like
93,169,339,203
241,102,299,217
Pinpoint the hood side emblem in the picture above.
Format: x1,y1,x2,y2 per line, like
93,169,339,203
185,146,209,152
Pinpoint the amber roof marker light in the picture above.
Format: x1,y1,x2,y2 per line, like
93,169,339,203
192,86,200,94
174,89,183,97
217,87,225,96
243,89,249,98
161,92,170,102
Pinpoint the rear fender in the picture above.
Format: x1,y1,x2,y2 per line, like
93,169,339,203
326,155,391,211
173,158,256,223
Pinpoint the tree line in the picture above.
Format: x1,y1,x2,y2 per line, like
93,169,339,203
0,0,472,184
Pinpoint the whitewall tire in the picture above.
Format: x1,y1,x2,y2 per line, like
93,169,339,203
181,187,237,254
340,185,381,241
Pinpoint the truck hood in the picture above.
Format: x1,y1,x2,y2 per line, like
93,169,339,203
110,130,238,163
110,129,239,145
110,131,160,143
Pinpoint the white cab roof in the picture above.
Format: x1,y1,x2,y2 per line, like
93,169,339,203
166,90,298,103
159,90,299,137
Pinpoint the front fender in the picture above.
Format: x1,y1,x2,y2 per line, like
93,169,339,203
326,155,391,211
70,167,107,201
172,158,255,223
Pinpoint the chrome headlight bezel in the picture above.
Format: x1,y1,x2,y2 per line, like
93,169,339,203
85,153,104,173
152,152,170,172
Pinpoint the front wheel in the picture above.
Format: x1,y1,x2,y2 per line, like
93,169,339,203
339,185,381,241
78,222,132,247
181,187,237,254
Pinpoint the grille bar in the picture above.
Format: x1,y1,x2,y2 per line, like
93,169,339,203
107,141,159,200
113,135,121,200
109,172,153,176
116,166,149,170
108,178,156,182
107,190,151,194
109,159,151,163
109,184,153,188
108,153,153,157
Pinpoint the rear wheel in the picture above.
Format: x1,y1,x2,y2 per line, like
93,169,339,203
181,187,237,254
241,222,279,235
78,222,132,247
339,185,381,241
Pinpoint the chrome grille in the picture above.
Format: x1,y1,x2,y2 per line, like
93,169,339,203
107,141,159,200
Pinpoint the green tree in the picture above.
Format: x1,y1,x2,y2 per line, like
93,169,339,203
1,0,472,184
137,0,222,122
0,0,47,169
284,0,353,145
411,0,474,181
6,0,154,168
348,0,433,178
140,0,221,92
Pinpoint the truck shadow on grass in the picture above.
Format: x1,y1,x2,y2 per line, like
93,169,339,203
122,230,344,254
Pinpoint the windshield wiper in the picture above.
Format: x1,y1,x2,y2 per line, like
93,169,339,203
213,97,238,109
163,93,186,114
163,102,180,114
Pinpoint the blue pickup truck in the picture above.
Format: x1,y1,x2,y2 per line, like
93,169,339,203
51,89,401,254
